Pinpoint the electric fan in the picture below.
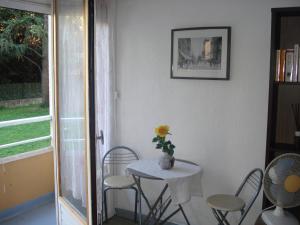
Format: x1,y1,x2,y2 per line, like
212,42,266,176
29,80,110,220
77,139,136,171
262,153,300,225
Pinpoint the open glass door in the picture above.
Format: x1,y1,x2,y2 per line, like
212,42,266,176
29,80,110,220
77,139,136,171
53,0,97,224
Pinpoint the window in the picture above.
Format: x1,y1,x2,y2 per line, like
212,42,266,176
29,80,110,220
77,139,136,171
0,6,52,158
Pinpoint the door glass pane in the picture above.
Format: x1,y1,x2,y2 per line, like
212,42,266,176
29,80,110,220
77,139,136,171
56,0,87,217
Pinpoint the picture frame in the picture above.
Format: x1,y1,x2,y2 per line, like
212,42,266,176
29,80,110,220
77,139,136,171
171,27,231,80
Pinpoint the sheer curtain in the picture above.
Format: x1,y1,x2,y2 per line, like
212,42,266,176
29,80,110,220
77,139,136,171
95,0,116,213
56,0,116,215
57,1,88,214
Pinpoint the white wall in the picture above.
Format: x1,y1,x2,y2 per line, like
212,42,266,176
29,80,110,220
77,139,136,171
115,1,300,225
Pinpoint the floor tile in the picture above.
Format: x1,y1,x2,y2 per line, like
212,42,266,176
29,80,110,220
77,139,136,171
1,202,56,225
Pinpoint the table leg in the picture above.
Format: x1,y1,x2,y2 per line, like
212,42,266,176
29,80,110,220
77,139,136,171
138,177,142,225
143,184,169,224
179,204,191,225
158,203,191,225
159,207,180,225
132,175,157,224
131,174,191,225
154,198,172,225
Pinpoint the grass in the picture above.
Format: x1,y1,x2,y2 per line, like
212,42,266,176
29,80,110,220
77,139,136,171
0,104,49,121
0,104,50,158
0,140,51,158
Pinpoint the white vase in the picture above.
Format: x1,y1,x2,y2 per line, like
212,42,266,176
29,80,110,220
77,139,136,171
159,152,175,170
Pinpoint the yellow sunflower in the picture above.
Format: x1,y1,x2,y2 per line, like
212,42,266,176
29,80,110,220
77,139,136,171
155,125,170,138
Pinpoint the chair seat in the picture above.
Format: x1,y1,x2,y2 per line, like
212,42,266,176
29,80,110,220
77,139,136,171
104,175,135,188
207,194,245,212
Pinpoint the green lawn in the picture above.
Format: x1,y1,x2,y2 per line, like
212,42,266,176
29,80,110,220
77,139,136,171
0,104,50,158
0,104,49,121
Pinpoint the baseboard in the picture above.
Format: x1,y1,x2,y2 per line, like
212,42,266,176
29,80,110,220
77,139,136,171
0,192,55,223
115,208,178,225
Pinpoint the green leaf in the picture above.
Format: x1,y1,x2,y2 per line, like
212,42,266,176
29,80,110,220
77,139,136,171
170,149,174,156
152,137,158,142
156,144,162,149
0,8,45,60
158,139,165,145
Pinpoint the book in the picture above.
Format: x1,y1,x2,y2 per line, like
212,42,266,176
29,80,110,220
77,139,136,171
298,45,300,82
285,49,294,82
293,44,299,82
275,50,281,81
279,49,286,82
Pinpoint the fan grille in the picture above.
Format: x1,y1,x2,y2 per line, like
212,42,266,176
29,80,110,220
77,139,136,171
264,153,300,208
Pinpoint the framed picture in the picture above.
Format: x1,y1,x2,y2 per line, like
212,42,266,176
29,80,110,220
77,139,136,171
171,27,231,80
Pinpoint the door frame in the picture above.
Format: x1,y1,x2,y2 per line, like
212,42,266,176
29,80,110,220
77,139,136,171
0,0,58,222
87,0,97,224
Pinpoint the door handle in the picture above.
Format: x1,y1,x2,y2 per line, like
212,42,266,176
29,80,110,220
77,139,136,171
96,130,104,145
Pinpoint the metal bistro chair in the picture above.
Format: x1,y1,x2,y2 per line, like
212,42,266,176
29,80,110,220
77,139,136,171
206,168,263,225
101,146,139,223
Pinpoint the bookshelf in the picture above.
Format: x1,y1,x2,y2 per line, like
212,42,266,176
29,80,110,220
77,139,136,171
265,7,300,219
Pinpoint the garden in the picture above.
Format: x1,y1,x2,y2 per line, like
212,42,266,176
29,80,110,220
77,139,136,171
0,104,50,158
0,7,50,158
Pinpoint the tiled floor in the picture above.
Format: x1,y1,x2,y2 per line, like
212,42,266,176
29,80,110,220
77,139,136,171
1,201,136,225
1,202,56,225
105,217,136,225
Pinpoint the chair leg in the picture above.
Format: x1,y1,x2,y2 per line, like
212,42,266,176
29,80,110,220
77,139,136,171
211,209,225,225
131,187,138,222
216,210,231,225
104,189,108,222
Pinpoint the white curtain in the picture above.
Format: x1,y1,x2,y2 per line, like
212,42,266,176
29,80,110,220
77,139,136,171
95,0,116,213
57,0,88,212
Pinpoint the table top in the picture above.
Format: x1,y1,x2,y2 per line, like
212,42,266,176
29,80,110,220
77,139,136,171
127,159,203,204
126,159,202,180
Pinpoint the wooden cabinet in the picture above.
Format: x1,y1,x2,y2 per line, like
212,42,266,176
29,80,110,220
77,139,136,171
264,7,300,219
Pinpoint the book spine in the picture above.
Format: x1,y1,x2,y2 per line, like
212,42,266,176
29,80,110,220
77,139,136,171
275,50,281,82
293,44,299,82
285,49,294,82
279,49,286,82
298,46,300,82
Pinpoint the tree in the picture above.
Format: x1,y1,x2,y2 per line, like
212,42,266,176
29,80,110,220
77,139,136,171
0,7,48,104
41,15,49,105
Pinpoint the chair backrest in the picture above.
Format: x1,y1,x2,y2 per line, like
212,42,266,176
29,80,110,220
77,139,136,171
175,158,199,166
101,146,139,178
235,168,263,225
